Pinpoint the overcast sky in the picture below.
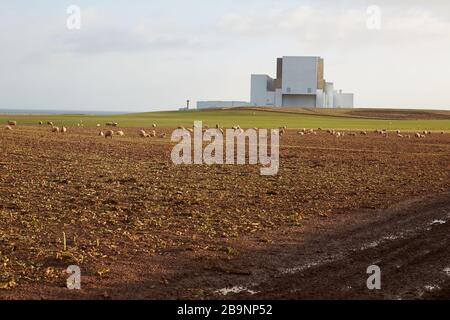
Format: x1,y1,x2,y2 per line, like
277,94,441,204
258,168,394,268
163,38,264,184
1,0,450,111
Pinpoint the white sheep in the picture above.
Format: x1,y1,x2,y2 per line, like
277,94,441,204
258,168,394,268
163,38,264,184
7,120,17,126
52,127,60,133
61,127,67,133
5,125,12,130
98,131,105,137
116,131,125,136
139,129,147,137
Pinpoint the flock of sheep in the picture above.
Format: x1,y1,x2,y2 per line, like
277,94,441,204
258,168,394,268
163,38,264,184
3,120,445,140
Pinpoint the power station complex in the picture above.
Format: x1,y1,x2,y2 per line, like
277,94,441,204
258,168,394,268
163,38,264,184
197,56,354,109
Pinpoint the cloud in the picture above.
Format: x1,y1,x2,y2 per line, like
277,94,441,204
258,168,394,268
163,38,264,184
216,3,450,49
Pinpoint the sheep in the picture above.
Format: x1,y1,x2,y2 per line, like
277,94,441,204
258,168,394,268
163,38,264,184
61,127,67,133
360,131,367,136
279,129,286,136
159,133,167,138
152,123,157,128
297,131,305,136
397,134,403,138
51,126,60,133
335,132,342,138
150,130,157,137
396,130,401,134
38,121,43,125
47,121,53,126
96,124,101,127
98,131,105,137
7,120,17,126
5,125,12,130
116,131,125,136
139,130,148,138
104,130,114,139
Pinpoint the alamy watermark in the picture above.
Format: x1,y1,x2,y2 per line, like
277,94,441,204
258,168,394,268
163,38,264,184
67,5,81,30
367,265,381,290
366,5,381,30
171,121,279,176
66,265,81,290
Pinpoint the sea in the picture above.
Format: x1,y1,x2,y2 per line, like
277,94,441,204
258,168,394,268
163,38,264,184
0,108,127,115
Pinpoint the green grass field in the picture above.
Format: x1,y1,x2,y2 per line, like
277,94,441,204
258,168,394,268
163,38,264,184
2,108,450,131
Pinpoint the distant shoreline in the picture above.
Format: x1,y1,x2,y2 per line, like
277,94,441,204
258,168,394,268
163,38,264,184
0,109,127,115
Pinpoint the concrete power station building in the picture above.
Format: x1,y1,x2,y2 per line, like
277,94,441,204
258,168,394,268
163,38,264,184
196,56,353,109
251,56,353,108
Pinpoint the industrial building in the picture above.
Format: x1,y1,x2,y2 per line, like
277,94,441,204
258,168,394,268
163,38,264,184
196,56,353,109
251,56,353,108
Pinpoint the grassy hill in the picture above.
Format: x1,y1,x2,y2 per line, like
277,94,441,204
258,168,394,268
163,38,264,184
1,108,450,131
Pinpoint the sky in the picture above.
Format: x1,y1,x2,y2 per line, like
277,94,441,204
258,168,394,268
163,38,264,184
1,0,450,111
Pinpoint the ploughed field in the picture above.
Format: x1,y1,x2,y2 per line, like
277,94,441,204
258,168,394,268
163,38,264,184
0,124,449,298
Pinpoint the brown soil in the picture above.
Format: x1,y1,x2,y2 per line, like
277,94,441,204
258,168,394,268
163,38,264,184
0,126,449,299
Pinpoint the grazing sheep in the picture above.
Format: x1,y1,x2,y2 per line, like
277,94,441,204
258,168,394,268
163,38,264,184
61,127,67,133
139,130,148,137
39,121,43,125
335,132,342,138
5,125,12,130
7,120,17,126
98,131,105,137
396,130,401,134
360,131,367,136
297,131,305,136
52,127,60,133
117,131,125,136
104,130,114,139
405,134,411,139
47,121,53,126
397,134,403,138
96,124,101,127
150,130,156,137
152,123,157,128
415,133,425,138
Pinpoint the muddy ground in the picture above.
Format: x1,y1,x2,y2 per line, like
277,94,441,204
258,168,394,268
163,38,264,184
0,125,449,299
